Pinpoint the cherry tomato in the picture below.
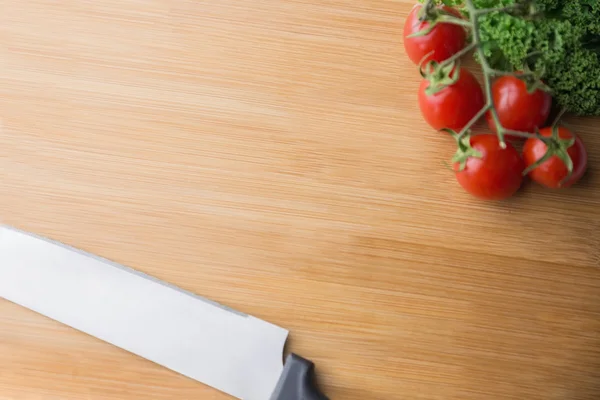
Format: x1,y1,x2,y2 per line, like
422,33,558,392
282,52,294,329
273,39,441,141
486,76,552,138
523,126,587,188
454,135,524,200
419,67,485,131
403,4,466,65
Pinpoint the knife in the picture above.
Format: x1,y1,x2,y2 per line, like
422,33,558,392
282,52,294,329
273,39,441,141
0,225,328,400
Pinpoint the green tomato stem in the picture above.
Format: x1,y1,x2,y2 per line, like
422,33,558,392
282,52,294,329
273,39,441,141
455,0,550,146
457,104,491,138
488,68,536,78
551,108,568,131
438,16,474,28
472,6,517,16
441,42,477,68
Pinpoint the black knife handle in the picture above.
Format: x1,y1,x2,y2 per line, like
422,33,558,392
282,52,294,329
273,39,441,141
270,353,329,400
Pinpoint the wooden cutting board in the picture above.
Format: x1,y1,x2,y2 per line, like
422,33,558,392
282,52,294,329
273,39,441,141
1,1,599,399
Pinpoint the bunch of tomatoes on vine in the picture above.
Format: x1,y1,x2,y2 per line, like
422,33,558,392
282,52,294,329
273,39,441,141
403,0,588,201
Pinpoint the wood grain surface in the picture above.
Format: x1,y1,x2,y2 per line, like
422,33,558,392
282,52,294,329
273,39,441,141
1,1,600,399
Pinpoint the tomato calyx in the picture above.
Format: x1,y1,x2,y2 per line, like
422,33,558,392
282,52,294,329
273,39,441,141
420,59,461,96
522,127,575,184
517,65,552,94
417,0,437,22
522,111,576,186
408,4,471,39
445,129,482,172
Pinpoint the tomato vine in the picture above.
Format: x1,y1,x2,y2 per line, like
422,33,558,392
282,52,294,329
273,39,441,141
411,0,578,181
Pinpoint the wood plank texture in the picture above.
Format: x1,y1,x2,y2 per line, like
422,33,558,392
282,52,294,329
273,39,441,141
1,1,599,399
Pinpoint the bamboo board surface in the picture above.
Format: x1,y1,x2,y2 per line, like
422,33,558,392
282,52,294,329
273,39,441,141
1,1,600,399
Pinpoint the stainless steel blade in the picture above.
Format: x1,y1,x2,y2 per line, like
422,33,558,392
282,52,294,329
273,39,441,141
0,226,288,400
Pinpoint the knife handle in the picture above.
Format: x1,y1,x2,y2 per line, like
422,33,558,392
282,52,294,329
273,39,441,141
270,353,329,400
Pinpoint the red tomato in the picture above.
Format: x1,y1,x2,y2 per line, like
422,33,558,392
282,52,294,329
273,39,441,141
419,68,485,131
403,4,466,65
486,76,552,138
523,126,587,188
454,135,524,200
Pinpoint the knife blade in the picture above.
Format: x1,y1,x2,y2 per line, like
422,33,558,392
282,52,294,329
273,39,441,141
0,225,328,400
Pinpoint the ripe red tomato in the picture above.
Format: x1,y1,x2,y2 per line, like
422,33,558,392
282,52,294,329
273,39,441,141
486,76,552,137
454,135,524,200
523,126,587,188
419,67,485,131
403,4,467,65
